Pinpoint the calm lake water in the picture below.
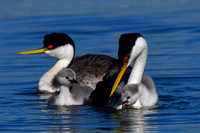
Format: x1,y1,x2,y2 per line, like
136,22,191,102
1,0,200,132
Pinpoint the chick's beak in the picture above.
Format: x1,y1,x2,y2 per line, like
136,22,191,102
115,100,128,110
109,62,128,97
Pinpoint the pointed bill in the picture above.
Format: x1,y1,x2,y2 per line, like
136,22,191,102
109,62,128,97
18,48,47,54
115,101,128,110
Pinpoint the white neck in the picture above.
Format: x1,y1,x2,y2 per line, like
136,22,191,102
127,37,148,84
38,58,72,92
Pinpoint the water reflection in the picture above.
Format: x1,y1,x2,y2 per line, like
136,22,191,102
113,107,157,133
39,95,157,133
37,93,53,100
40,105,80,133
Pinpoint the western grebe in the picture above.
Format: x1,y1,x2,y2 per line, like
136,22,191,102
18,33,123,93
90,33,158,109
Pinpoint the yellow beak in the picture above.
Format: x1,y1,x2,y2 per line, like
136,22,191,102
18,48,47,54
109,62,128,97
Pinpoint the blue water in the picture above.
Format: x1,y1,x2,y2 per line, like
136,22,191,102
1,0,200,132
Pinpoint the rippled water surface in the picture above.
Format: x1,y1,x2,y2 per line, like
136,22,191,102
1,0,200,132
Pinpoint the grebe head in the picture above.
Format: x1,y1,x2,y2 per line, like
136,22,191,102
118,33,146,66
18,33,75,60
56,68,78,86
110,33,148,97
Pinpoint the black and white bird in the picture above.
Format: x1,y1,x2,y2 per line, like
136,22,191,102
90,33,158,109
18,33,123,93
48,68,93,106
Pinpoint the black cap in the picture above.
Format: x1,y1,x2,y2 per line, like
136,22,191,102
118,33,143,62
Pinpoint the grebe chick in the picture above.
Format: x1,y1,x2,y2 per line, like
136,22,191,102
48,68,93,106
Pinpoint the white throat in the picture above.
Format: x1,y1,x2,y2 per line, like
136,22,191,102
127,37,148,84
38,44,74,93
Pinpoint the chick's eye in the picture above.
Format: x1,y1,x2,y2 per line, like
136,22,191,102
48,45,53,49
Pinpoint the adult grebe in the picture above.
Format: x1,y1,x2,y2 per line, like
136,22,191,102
18,33,123,93
90,33,158,109
48,68,93,106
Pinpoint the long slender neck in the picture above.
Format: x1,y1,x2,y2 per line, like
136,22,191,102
127,47,147,84
48,59,71,76
38,58,72,92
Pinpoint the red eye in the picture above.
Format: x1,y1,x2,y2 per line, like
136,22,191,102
48,45,53,49
123,57,128,62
